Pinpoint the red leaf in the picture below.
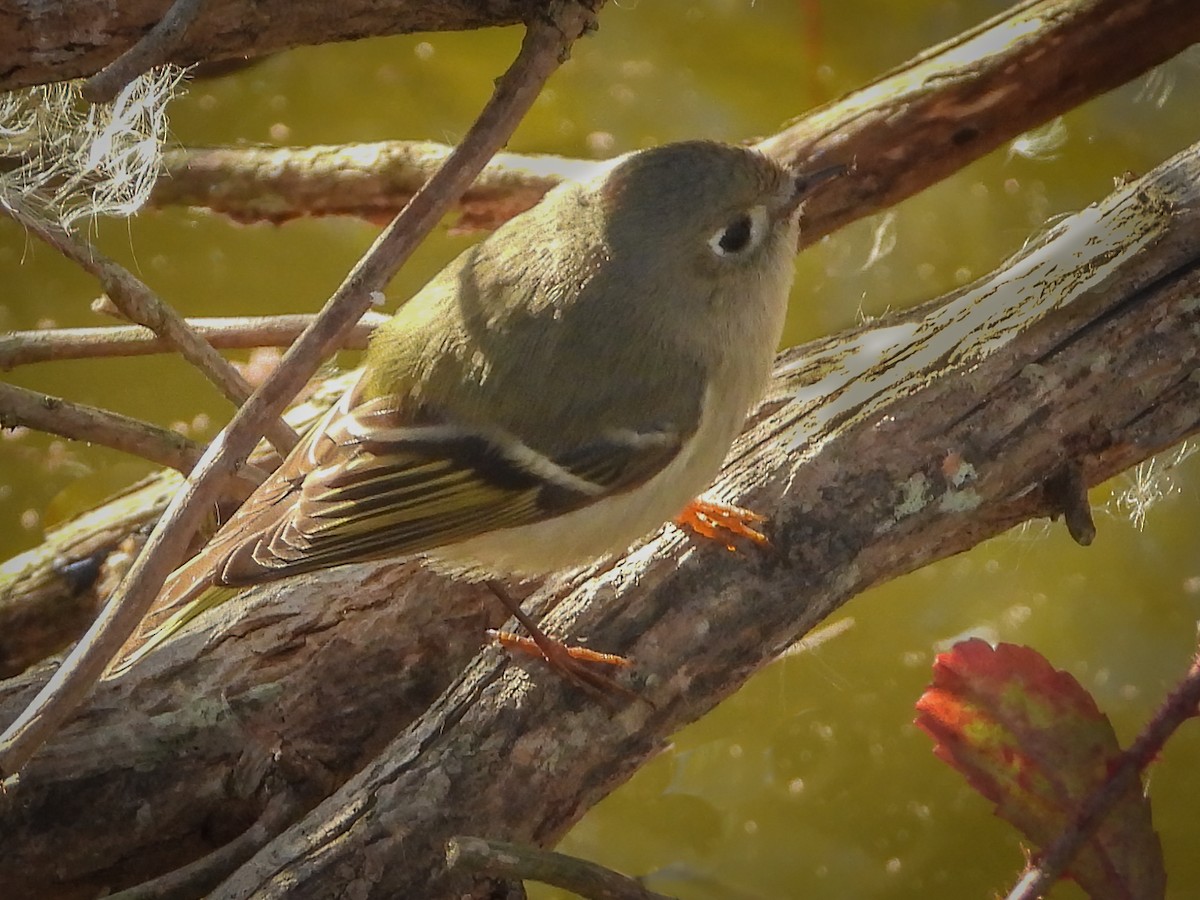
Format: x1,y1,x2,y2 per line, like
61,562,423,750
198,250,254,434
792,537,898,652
915,639,1164,899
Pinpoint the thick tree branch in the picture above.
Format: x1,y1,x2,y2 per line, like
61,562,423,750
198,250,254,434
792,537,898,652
0,0,544,93
757,0,1200,238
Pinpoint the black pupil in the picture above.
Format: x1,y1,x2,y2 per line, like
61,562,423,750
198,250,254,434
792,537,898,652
719,214,753,253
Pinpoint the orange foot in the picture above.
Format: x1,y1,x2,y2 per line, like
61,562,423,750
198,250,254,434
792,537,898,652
675,498,769,552
484,579,638,700
489,630,637,702
490,630,632,669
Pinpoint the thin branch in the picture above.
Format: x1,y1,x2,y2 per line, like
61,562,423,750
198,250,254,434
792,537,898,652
81,0,204,103
0,312,388,368
447,836,677,900
0,382,203,474
0,0,604,779
1005,646,1200,900
2,209,300,455
0,382,266,488
106,792,303,900
153,141,591,229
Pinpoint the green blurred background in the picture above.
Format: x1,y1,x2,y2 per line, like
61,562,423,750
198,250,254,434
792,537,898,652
3,1,1200,897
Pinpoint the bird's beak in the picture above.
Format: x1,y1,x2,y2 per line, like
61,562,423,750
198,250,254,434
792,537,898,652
781,161,851,217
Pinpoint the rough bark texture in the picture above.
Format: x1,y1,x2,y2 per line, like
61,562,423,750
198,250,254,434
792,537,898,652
1,1,1199,898
0,0,542,92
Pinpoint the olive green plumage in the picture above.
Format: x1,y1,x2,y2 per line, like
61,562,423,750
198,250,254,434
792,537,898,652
111,140,828,673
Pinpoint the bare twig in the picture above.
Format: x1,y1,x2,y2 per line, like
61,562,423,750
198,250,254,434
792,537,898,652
0,382,203,474
0,312,388,369
81,0,204,103
1005,646,1200,900
2,209,299,455
447,836,677,900
0,0,603,779
0,382,265,487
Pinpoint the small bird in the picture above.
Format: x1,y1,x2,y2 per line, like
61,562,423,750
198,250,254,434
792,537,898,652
111,141,842,682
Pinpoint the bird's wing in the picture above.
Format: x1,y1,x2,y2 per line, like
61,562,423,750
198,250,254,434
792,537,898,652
211,394,687,585
110,396,348,672
110,394,686,675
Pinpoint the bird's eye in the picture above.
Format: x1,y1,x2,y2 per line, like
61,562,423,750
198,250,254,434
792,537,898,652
707,205,768,259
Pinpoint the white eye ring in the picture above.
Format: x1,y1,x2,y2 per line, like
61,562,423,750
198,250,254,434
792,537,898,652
707,204,769,259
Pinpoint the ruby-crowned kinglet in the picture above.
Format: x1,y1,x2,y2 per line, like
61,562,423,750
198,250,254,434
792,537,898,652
113,140,841,674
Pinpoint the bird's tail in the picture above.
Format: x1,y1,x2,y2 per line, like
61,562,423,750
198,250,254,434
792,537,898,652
104,565,240,678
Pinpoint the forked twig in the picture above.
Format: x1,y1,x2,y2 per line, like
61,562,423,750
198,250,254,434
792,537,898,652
447,836,676,900
3,210,300,455
106,792,303,900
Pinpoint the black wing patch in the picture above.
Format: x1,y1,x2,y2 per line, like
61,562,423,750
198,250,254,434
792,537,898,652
214,400,684,585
